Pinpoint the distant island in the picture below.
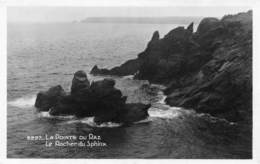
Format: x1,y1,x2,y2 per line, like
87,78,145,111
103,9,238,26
80,17,203,24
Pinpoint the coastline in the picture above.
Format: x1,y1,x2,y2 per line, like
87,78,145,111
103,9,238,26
90,10,252,124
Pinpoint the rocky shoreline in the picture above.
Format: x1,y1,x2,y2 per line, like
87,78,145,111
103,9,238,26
90,10,252,123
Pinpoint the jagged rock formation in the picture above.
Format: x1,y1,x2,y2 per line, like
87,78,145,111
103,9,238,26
35,71,150,124
71,70,90,95
90,10,252,122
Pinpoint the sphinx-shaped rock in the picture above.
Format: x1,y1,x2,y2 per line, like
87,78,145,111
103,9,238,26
48,78,126,117
35,71,150,124
71,70,90,95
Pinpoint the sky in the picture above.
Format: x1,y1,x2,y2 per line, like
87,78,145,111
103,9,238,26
7,6,251,23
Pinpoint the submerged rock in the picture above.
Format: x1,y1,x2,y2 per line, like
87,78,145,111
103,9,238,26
35,71,151,124
116,103,151,123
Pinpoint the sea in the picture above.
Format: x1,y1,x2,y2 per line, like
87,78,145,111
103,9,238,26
7,22,252,158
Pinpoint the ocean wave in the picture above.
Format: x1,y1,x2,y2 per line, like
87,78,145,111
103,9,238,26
65,116,153,128
148,92,183,119
122,75,134,79
65,117,123,128
36,111,122,128
151,93,235,125
8,95,36,108
37,111,76,120
148,107,181,119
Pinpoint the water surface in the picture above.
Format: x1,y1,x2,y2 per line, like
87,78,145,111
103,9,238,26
7,22,251,158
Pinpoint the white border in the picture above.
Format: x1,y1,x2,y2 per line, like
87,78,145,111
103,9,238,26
1,0,258,7
1,0,260,164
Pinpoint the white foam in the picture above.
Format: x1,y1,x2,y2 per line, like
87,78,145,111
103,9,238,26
149,107,180,119
65,117,152,127
38,111,51,117
80,117,122,128
150,84,166,90
95,121,122,128
8,95,36,108
134,117,152,124
37,111,75,120
157,94,167,104
66,117,152,127
122,75,134,79
65,117,122,128
147,91,183,119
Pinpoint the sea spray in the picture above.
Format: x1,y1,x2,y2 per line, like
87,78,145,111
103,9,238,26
37,111,75,120
8,95,36,108
148,91,183,119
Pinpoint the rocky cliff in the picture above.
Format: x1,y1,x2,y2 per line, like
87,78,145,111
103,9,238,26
90,10,252,123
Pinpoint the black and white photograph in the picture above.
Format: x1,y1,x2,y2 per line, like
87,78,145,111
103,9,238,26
1,0,258,161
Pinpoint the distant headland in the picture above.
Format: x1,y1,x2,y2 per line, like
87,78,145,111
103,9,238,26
80,16,203,24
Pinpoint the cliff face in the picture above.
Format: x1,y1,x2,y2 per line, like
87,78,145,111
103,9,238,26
90,10,252,122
